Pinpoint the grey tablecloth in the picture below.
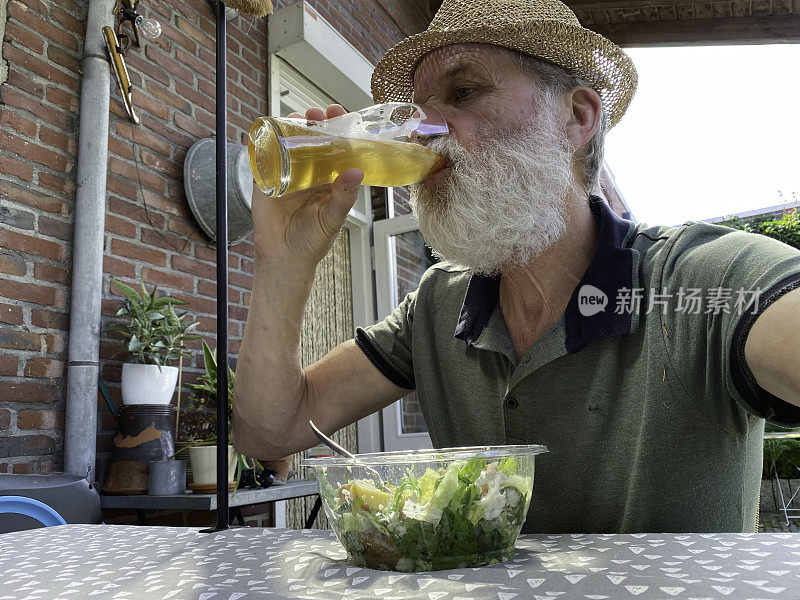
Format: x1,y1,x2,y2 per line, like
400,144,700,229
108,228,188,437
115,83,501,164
1,525,799,599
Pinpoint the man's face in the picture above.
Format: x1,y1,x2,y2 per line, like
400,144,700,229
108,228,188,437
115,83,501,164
412,44,550,150
408,43,577,275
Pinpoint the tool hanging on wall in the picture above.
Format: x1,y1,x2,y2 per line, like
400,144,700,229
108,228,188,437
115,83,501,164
102,0,163,124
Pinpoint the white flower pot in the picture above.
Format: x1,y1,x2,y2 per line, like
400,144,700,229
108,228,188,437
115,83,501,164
189,445,236,485
121,363,179,405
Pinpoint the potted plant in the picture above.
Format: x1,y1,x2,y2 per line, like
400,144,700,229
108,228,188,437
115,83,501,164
178,341,276,492
107,278,201,405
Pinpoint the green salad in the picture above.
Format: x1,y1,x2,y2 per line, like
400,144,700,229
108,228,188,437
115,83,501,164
317,456,532,571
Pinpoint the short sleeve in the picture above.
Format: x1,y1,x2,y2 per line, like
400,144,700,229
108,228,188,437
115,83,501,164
664,223,800,426
355,290,416,389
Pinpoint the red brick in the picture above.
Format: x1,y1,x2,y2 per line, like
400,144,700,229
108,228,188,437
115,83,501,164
167,217,204,241
12,463,33,474
102,255,136,280
176,15,214,51
175,80,214,113
0,303,24,325
141,227,190,252
3,44,77,88
40,126,76,155
44,333,65,354
128,88,172,121
0,329,41,351
105,214,137,238
141,116,193,150
0,154,34,181
51,5,86,37
0,110,37,137
110,238,168,266
140,149,182,179
194,244,216,262
0,181,66,215
172,255,216,279
24,357,65,379
30,309,69,330
141,267,194,291
0,130,69,172
34,261,69,285
174,111,211,139
157,19,198,55
1,86,72,131
116,122,171,157
38,216,73,241
108,156,166,193
140,188,191,220
108,134,135,160
0,356,19,377
0,409,11,430
5,67,44,97
8,0,77,43
144,79,191,114
0,254,27,277
4,381,57,403
38,172,75,195
108,195,165,229
175,47,213,83
46,44,80,73
4,21,44,55
228,270,253,290
173,292,216,315
0,228,66,261
125,53,171,87
17,409,64,430
45,87,79,112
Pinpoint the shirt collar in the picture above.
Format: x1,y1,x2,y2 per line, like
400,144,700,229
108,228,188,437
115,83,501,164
454,196,639,353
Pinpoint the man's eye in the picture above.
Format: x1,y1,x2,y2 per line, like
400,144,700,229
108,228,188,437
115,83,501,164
453,87,474,101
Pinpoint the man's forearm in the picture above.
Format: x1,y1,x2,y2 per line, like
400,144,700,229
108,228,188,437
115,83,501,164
233,259,318,458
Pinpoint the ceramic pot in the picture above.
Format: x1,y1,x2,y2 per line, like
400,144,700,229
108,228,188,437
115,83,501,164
189,445,236,492
121,363,179,405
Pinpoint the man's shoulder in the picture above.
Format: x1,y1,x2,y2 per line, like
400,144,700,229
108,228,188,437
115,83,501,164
630,219,800,285
419,261,473,289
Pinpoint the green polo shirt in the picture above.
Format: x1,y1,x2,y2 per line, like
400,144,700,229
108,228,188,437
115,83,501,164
356,197,800,534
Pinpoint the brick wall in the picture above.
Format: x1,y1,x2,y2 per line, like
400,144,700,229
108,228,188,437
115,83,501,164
0,0,430,477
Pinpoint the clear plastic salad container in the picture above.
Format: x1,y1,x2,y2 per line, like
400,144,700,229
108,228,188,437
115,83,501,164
302,444,548,572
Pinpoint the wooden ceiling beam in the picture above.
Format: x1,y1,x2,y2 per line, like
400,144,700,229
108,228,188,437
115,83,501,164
592,14,800,46
567,0,731,10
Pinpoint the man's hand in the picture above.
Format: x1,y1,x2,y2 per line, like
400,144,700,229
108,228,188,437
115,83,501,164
744,287,800,407
253,104,363,269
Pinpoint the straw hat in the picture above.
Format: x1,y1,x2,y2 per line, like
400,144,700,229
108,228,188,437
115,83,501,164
371,0,637,128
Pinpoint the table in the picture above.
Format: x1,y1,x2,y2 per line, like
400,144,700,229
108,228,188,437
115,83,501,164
1,526,799,599
100,479,320,526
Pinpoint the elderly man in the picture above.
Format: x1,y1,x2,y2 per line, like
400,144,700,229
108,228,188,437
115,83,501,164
233,0,800,533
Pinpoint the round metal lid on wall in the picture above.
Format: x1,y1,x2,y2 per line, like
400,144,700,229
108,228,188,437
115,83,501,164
183,138,254,245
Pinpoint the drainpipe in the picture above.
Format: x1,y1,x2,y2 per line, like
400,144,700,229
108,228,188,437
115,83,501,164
63,0,116,478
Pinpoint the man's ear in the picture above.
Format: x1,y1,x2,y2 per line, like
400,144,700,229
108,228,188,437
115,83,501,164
565,86,603,150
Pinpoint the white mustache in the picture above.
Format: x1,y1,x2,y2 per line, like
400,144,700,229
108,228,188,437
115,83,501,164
409,100,575,275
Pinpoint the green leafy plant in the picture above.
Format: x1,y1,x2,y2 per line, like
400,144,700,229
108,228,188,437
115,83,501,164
176,340,262,492
763,423,800,480
106,278,202,366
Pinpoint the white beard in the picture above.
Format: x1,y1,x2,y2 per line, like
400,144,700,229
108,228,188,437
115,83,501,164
409,100,575,276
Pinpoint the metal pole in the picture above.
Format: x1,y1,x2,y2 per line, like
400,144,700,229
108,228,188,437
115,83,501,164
213,0,230,532
64,0,116,480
